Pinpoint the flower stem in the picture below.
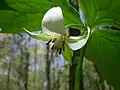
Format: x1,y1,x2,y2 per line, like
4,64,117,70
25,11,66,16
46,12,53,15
74,46,86,90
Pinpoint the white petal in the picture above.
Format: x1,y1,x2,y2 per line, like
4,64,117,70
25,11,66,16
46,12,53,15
23,28,53,41
42,25,56,35
42,6,66,35
67,27,90,50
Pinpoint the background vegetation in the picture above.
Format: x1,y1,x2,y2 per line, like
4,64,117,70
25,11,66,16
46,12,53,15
0,0,120,90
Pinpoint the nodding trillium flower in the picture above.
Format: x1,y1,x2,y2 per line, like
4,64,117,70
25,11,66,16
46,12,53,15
23,6,90,54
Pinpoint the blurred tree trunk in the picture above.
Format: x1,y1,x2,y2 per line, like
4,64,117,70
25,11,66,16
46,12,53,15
44,45,51,90
93,64,105,90
33,41,37,90
18,35,25,90
13,35,23,90
64,74,68,90
23,37,30,90
16,35,30,90
56,72,60,90
18,47,24,90
51,69,56,90
6,36,14,90
24,51,29,90
6,59,11,90
109,86,114,90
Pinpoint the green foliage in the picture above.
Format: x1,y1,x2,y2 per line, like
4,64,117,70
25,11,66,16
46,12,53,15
75,47,85,90
78,0,120,89
78,0,120,28
85,30,120,89
0,0,83,33
0,0,15,10
1,0,120,89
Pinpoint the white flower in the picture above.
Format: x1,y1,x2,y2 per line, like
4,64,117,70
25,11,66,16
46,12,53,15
23,6,90,54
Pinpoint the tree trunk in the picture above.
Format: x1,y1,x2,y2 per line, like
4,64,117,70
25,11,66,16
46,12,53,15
24,51,29,90
6,60,11,90
33,41,37,90
56,72,60,90
44,45,51,90
51,69,56,90
93,64,105,90
23,37,30,90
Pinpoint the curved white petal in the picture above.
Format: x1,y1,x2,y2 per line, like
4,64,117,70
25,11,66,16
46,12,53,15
23,28,53,41
42,26,56,35
67,27,90,50
42,6,66,35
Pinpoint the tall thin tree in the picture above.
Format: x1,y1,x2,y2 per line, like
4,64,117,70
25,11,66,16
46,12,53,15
44,44,51,90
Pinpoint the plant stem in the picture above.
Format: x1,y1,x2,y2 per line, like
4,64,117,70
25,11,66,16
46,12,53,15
69,50,79,90
69,63,76,90
74,46,86,90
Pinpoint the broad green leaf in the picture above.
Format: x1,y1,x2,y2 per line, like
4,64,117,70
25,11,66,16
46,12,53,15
85,29,120,89
0,0,83,33
0,0,15,10
6,0,52,14
0,10,43,33
6,0,82,24
78,0,120,28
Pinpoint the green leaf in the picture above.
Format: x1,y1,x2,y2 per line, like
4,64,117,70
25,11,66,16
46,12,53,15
62,43,73,64
78,0,120,28
85,29,120,89
0,0,83,33
6,0,52,14
0,0,15,10
0,10,43,33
